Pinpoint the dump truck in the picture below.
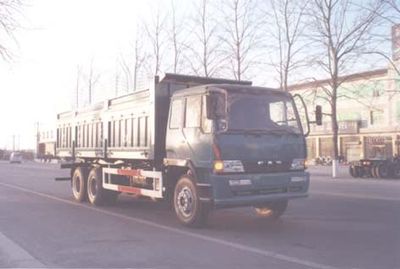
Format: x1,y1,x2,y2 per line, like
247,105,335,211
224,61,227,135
56,73,321,227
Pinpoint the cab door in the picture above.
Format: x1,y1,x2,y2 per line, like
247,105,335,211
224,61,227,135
182,95,212,167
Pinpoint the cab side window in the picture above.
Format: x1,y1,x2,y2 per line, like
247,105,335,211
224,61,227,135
202,95,212,133
170,99,183,129
185,96,201,128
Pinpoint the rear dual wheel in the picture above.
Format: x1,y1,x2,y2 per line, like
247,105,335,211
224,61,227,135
349,165,357,178
87,167,118,206
349,165,363,178
71,166,118,205
72,167,88,202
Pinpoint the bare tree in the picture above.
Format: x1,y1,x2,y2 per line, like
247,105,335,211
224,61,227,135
265,0,309,91
168,0,187,73
383,0,400,22
364,0,400,75
220,0,260,81
0,0,23,60
116,26,147,95
86,59,100,104
188,0,221,77
119,53,132,92
310,0,384,177
143,7,167,75
133,35,147,90
114,59,121,96
75,65,82,108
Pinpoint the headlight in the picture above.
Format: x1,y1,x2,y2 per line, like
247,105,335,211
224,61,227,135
290,158,306,170
214,160,244,173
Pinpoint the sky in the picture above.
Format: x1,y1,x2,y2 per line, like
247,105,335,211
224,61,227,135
0,0,146,150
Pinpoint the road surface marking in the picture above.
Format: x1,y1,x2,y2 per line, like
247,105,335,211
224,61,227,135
312,191,400,201
0,182,339,269
0,231,45,267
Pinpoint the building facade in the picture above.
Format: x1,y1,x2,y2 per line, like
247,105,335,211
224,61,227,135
288,24,400,162
37,124,56,159
289,67,400,162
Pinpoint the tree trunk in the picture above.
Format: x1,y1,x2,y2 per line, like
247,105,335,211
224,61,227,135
331,87,339,178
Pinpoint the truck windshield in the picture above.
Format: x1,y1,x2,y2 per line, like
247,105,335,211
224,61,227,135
220,92,302,134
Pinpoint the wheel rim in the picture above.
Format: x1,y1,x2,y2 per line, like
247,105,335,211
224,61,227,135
72,175,81,197
176,186,194,218
88,176,97,202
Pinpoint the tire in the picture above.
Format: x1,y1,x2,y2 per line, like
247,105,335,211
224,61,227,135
72,167,88,202
174,175,208,228
386,163,395,178
87,167,118,206
371,164,379,178
355,166,364,178
254,200,288,219
364,165,374,178
349,166,356,178
392,164,400,179
377,163,389,179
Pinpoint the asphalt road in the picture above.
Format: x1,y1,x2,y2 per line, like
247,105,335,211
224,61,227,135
0,161,399,269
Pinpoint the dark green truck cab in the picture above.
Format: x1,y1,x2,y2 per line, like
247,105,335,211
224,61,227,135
165,84,313,225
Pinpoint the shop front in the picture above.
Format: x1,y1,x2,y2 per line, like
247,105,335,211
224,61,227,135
364,136,393,159
340,136,362,162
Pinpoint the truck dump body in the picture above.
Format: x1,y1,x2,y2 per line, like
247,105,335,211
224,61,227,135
56,73,251,167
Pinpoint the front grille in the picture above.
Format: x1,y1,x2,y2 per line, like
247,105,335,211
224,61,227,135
234,187,287,196
242,160,290,173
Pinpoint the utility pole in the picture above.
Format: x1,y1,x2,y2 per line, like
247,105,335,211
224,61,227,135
12,134,15,151
36,122,40,158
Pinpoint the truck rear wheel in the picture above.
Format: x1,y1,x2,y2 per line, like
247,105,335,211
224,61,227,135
392,164,400,179
174,175,208,228
72,167,88,202
349,166,356,177
370,164,378,178
87,167,118,206
377,163,389,178
355,166,363,178
254,200,288,219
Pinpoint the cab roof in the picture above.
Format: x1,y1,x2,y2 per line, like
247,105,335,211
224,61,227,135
173,84,289,97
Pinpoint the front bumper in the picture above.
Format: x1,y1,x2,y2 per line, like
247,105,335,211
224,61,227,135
210,171,309,208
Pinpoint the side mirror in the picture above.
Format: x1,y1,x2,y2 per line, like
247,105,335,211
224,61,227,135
315,105,322,125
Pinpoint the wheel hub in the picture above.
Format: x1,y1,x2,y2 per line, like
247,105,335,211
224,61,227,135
177,186,193,217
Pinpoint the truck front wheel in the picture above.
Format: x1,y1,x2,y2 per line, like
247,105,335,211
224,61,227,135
254,200,288,219
174,175,208,227
72,167,88,202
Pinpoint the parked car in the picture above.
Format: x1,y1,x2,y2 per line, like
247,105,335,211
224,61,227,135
9,152,23,164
